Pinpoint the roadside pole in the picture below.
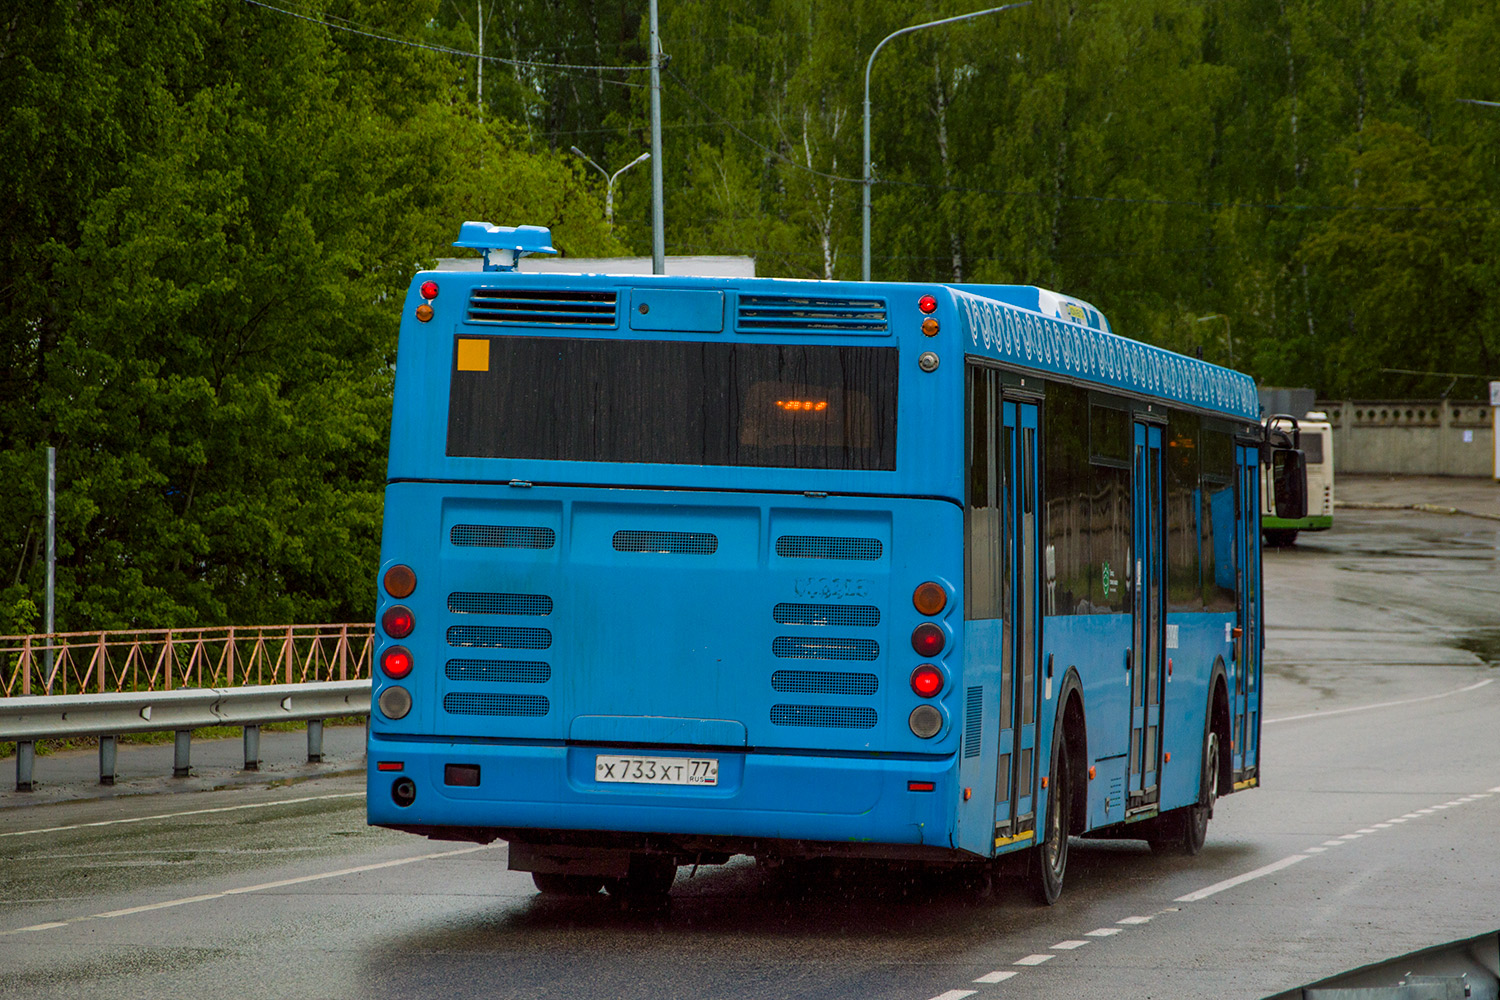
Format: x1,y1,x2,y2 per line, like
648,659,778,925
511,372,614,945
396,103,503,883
1490,381,1499,481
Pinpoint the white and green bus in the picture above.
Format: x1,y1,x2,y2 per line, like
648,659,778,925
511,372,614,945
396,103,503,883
1261,412,1333,546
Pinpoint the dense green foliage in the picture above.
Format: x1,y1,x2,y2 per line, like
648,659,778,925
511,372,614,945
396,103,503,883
0,2,618,633
4,0,1498,632
441,0,1498,394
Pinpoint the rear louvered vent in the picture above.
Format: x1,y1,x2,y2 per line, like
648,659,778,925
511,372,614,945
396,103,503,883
771,670,878,696
613,530,719,555
772,637,879,661
775,535,882,561
445,659,551,684
447,626,552,649
450,525,556,549
738,294,888,334
448,592,553,616
964,686,983,759
444,692,550,716
467,288,617,326
772,603,880,627
771,704,877,729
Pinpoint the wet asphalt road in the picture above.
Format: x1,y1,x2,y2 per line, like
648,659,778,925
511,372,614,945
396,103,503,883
2,500,1498,1000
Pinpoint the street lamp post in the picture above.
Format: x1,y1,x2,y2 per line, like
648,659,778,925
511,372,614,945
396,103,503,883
570,148,651,227
1196,313,1233,366
862,2,1030,282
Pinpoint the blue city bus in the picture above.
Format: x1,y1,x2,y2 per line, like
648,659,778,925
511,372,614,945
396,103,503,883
367,221,1284,904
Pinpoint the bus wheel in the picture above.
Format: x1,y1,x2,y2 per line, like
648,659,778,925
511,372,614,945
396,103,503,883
1149,730,1219,856
1030,733,1071,905
532,872,605,896
604,854,677,903
1181,731,1219,856
1263,528,1298,547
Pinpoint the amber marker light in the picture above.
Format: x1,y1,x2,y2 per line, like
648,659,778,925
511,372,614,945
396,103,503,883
921,317,939,337
415,303,435,322
384,564,416,598
913,582,947,616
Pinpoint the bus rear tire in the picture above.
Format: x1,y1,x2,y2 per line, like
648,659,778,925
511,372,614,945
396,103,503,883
1030,733,1071,906
532,872,605,896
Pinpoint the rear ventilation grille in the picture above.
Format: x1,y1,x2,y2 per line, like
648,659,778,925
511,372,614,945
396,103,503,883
448,593,553,616
467,288,617,326
450,525,556,549
613,530,719,555
772,637,880,661
447,626,552,650
773,603,880,628
775,535,882,561
737,294,888,334
444,692,550,717
964,686,983,759
445,659,551,684
771,704,878,729
771,670,878,696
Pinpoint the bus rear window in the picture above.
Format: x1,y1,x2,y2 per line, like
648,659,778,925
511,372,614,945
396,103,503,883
446,337,897,470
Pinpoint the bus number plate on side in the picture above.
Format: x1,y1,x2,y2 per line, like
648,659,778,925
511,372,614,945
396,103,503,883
595,755,719,786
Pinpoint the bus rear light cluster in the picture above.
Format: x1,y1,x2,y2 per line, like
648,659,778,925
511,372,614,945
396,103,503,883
912,582,947,616
379,685,412,720
382,605,415,639
910,664,943,698
384,565,417,598
381,645,413,679
908,705,942,739
911,622,944,657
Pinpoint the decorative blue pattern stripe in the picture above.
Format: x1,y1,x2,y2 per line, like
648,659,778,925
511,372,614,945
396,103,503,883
953,289,1258,420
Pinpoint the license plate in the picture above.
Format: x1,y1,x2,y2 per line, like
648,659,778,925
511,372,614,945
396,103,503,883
595,754,719,786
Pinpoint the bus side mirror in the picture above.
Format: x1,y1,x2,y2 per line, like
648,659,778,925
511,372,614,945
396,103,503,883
1272,448,1308,519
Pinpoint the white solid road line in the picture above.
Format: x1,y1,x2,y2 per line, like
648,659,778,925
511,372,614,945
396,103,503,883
0,792,365,838
0,844,498,936
1174,854,1309,903
1264,678,1493,725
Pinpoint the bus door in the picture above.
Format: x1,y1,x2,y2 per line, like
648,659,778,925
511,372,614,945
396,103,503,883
995,399,1042,841
1233,443,1262,781
1128,420,1166,810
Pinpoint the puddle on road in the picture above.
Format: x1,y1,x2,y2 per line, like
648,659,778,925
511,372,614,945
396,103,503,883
1451,628,1500,667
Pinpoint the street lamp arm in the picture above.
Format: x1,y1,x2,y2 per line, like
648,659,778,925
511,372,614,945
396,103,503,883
609,151,651,187
861,2,1031,280
569,146,608,181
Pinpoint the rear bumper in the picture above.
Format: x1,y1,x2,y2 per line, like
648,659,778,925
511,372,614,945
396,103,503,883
367,736,963,853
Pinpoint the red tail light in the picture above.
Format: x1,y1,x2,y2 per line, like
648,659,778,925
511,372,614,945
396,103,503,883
911,623,945,657
382,605,415,639
419,280,439,300
918,294,938,314
381,645,413,679
910,664,943,698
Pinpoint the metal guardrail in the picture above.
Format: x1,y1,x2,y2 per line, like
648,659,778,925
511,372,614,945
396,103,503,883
0,623,375,698
1,680,371,791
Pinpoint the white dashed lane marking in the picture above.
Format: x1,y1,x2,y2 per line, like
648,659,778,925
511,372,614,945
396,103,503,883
922,784,1499,1000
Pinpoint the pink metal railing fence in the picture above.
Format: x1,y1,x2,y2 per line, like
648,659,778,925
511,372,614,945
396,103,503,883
0,624,375,697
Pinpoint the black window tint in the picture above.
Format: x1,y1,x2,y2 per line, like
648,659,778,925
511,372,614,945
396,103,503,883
1201,428,1236,612
966,366,1003,620
1166,409,1202,612
446,338,897,470
1045,383,1129,615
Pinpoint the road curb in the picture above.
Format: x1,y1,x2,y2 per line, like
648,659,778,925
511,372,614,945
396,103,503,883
1337,500,1500,521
